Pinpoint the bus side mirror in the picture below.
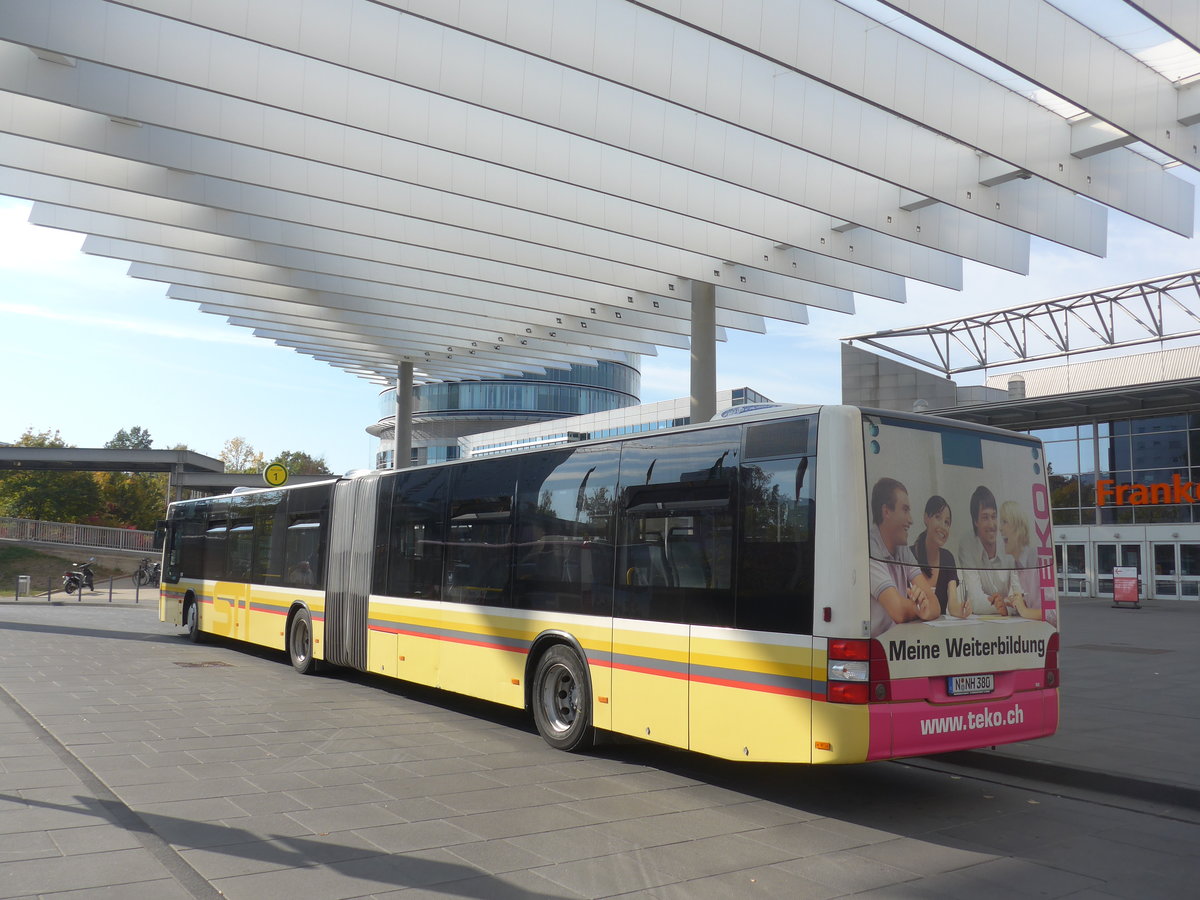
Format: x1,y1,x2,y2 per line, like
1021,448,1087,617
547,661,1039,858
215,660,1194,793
153,520,169,550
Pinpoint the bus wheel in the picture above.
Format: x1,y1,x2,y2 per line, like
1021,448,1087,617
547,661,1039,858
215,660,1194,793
288,608,320,675
532,645,594,752
184,600,204,644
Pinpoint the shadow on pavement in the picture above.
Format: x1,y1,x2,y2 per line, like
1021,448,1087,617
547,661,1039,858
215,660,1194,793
0,619,178,644
2,792,572,899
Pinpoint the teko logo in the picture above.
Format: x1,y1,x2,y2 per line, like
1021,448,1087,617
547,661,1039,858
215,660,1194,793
1032,480,1054,609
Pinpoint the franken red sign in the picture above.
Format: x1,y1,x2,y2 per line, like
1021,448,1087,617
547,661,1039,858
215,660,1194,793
1097,474,1196,506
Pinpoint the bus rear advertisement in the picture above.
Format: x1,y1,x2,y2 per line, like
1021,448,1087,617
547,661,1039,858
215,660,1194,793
860,412,1059,759
159,405,1059,764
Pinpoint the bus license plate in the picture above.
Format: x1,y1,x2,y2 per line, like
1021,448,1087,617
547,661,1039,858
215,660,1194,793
947,674,994,696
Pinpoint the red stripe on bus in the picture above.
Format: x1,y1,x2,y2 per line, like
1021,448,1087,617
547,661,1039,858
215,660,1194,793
369,624,528,655
597,659,820,698
688,672,816,699
602,660,689,681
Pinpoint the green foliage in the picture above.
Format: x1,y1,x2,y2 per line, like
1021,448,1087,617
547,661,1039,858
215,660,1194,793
0,428,101,522
268,450,332,476
94,471,167,530
14,427,66,449
105,426,154,450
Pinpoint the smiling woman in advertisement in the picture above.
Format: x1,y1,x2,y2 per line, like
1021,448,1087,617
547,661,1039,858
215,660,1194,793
910,495,970,619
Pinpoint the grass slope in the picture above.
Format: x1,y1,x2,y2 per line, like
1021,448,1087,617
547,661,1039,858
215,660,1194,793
0,545,130,596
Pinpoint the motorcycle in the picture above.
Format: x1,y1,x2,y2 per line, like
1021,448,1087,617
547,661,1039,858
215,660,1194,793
62,558,96,595
132,557,160,587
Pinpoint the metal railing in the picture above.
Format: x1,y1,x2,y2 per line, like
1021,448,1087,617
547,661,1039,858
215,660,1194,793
0,517,155,552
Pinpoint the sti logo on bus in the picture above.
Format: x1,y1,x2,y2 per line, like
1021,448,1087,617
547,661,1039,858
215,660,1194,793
1032,480,1053,608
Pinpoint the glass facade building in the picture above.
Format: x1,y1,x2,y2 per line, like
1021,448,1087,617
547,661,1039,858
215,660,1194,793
1023,413,1200,602
371,357,640,468
1033,414,1199,527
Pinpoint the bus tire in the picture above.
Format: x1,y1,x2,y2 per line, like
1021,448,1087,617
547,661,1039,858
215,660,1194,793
184,599,204,644
531,644,594,752
288,608,320,675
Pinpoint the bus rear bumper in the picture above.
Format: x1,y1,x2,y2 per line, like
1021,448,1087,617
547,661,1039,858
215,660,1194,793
866,687,1059,760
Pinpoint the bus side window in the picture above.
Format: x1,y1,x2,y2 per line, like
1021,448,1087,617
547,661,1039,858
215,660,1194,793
176,501,208,582
282,484,332,590
445,458,519,606
616,432,737,626
737,455,815,634
383,467,447,600
251,492,286,586
227,518,254,582
513,446,617,616
203,507,228,582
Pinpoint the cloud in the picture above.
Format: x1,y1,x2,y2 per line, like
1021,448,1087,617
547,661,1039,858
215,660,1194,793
0,300,260,347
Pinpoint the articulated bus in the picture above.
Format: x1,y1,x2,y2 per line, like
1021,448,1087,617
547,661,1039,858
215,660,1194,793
159,405,1059,763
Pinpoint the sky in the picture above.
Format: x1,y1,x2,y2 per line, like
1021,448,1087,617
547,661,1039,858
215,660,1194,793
2,181,1199,474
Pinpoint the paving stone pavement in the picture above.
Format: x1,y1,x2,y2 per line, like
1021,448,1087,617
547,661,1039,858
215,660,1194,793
0,596,1197,899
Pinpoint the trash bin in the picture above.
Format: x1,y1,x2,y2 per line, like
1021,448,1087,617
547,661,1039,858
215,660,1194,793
17,575,31,597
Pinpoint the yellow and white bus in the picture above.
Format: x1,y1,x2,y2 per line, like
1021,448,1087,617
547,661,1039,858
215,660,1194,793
159,405,1059,763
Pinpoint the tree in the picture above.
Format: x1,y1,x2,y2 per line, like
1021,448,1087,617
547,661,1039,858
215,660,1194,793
221,437,264,474
94,471,167,530
0,428,101,522
105,426,153,450
268,450,332,476
94,426,165,527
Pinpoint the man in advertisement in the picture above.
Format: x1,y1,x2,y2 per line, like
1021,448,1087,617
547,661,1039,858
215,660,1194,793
957,485,1024,615
868,477,939,637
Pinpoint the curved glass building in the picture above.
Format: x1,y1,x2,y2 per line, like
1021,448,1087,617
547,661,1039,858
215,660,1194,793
369,355,641,467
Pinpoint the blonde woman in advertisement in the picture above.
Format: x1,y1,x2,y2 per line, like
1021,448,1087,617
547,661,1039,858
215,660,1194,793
1000,500,1046,620
910,495,971,618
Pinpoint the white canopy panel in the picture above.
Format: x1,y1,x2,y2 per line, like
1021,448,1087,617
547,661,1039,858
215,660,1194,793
0,0,1194,383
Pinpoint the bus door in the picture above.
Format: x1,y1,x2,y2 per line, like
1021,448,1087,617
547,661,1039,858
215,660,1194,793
691,431,817,762
202,511,234,639
223,517,255,640
612,508,690,748
612,429,740,750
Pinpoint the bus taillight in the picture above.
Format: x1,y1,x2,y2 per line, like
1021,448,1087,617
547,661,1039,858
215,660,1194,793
827,639,891,703
1044,632,1060,688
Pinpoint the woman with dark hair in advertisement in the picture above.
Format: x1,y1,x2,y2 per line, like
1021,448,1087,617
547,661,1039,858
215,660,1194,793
910,495,971,618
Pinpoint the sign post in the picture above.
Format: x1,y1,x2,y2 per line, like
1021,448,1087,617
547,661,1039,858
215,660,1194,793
263,463,289,487
1112,565,1140,609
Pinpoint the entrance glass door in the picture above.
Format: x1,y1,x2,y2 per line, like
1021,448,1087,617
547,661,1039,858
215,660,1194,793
1182,545,1200,599
1152,543,1200,600
1152,544,1178,598
1097,543,1143,598
1054,543,1088,595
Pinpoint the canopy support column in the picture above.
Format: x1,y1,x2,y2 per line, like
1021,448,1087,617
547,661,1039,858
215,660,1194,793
394,361,413,469
689,280,716,423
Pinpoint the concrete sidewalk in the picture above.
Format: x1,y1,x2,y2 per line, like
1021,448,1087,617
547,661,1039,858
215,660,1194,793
957,595,1200,804
6,582,160,608
1,596,1197,899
